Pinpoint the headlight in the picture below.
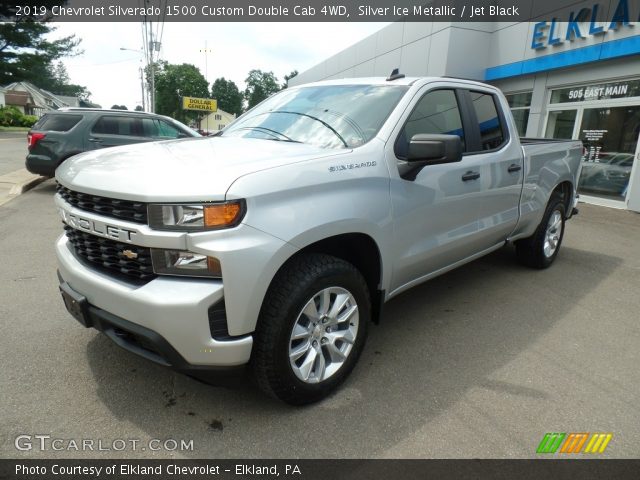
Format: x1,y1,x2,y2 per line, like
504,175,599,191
151,249,222,278
148,200,245,231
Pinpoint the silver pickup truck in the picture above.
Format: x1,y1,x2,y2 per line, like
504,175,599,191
55,76,582,405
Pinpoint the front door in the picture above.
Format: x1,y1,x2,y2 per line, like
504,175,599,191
387,88,485,294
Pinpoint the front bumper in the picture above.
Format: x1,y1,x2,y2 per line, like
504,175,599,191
56,234,253,367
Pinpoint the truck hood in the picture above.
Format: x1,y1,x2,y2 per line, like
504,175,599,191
56,137,345,202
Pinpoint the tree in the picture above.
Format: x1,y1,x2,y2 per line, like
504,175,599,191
40,61,91,99
244,70,280,110
0,3,83,87
211,77,243,116
151,61,209,122
134,105,144,112
282,70,298,89
110,105,128,110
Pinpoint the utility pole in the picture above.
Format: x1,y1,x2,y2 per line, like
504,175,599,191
148,38,161,113
200,41,213,132
139,67,146,112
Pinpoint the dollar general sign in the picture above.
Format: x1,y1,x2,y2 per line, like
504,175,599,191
182,96,217,112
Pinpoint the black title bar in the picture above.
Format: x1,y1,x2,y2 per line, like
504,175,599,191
0,0,620,22
3,459,640,480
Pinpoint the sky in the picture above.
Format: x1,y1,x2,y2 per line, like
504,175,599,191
47,22,391,110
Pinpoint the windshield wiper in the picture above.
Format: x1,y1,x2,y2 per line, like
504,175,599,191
270,110,349,148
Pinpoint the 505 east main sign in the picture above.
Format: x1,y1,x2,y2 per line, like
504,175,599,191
531,0,638,49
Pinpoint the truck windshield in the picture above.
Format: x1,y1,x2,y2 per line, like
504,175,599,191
221,84,409,149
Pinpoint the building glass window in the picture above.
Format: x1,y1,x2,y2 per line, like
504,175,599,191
544,110,577,139
578,106,640,201
505,92,532,136
550,80,640,104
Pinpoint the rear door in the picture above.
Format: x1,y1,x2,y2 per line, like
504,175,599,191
86,115,152,150
460,89,523,249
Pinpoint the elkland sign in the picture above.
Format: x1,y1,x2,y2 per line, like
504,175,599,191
531,0,639,49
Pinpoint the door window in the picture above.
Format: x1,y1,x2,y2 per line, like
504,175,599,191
468,91,506,151
395,89,464,159
92,116,144,136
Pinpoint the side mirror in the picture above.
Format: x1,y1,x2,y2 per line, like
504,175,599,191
400,134,463,181
407,134,463,164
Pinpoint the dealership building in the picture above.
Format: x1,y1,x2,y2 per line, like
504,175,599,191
290,0,640,212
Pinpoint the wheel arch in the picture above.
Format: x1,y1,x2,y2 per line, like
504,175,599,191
551,180,575,217
264,232,385,324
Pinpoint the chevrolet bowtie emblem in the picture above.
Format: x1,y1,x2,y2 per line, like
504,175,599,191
121,249,138,260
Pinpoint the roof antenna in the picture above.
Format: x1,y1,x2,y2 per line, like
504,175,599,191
386,68,405,81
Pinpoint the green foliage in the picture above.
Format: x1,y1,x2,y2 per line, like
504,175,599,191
21,114,38,127
44,61,91,99
282,70,298,89
110,105,128,110
0,17,82,86
151,61,209,123
0,3,90,101
244,70,281,110
0,106,37,127
211,77,243,116
134,105,144,111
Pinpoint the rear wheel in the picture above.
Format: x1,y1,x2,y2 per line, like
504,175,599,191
516,194,566,269
252,253,370,405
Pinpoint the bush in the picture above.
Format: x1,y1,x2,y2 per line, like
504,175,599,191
21,115,38,127
0,106,37,127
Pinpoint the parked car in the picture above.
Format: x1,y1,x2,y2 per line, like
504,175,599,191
26,108,200,177
55,76,582,405
579,152,634,197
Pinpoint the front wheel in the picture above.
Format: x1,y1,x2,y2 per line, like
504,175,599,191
515,195,566,269
251,254,370,405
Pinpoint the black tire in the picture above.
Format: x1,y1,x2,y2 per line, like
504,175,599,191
251,253,370,405
515,194,566,269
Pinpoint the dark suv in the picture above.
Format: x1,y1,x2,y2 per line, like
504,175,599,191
26,108,200,176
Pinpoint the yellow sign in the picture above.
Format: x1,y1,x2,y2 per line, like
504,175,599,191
182,96,217,112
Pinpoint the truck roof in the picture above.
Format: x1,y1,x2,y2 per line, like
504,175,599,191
294,76,496,90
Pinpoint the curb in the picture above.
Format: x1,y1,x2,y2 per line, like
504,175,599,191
0,169,48,207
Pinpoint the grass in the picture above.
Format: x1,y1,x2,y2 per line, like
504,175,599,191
0,126,30,132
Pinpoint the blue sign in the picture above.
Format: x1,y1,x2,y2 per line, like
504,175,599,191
531,0,637,49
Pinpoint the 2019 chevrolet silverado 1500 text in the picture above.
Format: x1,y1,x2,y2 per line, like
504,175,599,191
55,76,582,405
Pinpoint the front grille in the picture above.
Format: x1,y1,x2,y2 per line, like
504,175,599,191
64,225,156,283
57,184,148,224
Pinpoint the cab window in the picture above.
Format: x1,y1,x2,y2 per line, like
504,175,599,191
468,91,506,151
395,89,465,159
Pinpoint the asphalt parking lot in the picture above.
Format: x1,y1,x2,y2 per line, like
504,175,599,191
1,179,639,459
